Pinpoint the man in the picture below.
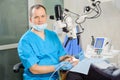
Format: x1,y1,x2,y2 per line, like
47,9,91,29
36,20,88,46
17,4,77,80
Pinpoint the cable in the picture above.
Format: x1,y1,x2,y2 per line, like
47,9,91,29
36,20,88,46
48,63,66,80
64,8,80,16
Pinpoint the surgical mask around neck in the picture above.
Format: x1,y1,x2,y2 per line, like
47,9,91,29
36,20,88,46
32,23,47,31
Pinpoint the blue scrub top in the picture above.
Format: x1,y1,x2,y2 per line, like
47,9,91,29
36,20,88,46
18,29,66,80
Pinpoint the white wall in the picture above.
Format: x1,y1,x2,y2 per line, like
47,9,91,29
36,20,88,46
28,0,120,50
64,0,120,50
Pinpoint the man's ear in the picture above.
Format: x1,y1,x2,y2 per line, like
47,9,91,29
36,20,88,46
29,18,32,23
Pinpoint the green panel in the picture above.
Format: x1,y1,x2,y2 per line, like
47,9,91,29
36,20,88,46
0,0,28,45
0,49,23,80
41,0,64,15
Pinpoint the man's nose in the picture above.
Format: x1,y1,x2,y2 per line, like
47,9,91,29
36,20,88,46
38,17,41,21
37,17,42,22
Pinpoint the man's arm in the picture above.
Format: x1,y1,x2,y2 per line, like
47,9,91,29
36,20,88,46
29,64,55,74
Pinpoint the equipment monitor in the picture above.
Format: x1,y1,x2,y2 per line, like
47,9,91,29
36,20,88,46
94,37,105,49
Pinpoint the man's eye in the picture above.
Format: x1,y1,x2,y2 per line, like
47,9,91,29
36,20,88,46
34,16,39,19
41,15,45,18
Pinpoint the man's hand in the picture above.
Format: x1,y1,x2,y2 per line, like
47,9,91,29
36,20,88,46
54,61,73,71
60,55,73,62
60,55,79,67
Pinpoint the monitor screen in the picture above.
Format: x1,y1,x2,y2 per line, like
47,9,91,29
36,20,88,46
94,38,105,49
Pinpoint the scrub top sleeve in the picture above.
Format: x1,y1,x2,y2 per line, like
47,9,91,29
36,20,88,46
55,33,66,57
18,39,39,69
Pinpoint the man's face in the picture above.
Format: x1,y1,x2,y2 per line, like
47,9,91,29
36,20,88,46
30,7,47,25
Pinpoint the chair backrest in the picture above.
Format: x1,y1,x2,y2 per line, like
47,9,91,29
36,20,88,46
13,62,24,73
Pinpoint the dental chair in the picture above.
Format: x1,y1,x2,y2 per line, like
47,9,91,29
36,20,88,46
87,64,120,80
13,62,120,80
66,64,120,80
13,62,24,73
13,62,24,80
